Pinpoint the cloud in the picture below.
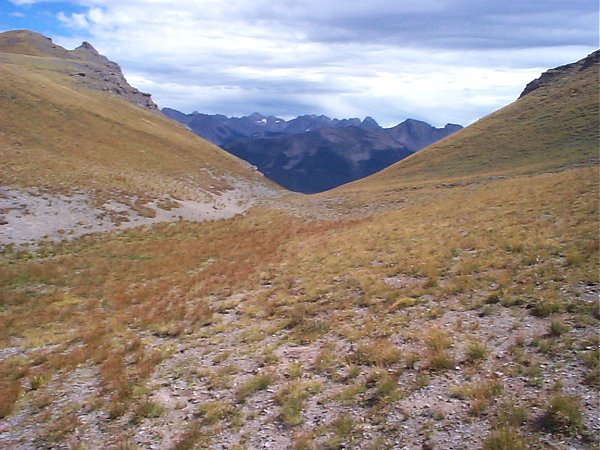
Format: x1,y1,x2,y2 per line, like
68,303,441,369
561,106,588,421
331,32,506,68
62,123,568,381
57,11,88,28
9,0,600,126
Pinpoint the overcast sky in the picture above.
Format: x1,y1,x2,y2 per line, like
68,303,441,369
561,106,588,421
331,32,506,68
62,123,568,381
1,0,598,127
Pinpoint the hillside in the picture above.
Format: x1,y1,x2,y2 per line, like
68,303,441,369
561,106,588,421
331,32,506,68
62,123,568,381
0,30,278,246
340,50,599,193
0,35,598,450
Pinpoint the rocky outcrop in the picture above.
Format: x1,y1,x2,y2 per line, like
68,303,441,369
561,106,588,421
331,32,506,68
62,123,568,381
519,49,600,98
0,30,159,112
68,41,159,112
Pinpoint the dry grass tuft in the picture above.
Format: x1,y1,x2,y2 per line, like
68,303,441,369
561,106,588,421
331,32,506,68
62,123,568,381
483,427,529,450
424,327,455,371
235,371,276,403
351,338,402,367
275,381,321,427
539,393,585,435
0,382,21,418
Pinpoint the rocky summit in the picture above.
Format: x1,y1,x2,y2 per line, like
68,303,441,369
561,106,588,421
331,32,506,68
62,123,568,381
0,30,158,112
67,41,159,113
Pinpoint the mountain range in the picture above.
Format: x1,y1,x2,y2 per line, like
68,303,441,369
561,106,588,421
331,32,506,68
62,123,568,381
162,109,462,193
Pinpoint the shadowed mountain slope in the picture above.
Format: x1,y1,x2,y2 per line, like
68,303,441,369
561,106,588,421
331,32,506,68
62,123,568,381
224,126,414,193
162,110,461,193
386,119,463,153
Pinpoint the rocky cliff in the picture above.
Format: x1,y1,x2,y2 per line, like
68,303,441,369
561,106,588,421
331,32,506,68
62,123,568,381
68,41,159,112
0,30,158,112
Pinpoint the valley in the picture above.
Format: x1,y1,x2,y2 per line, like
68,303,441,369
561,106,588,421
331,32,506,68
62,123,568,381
0,30,598,450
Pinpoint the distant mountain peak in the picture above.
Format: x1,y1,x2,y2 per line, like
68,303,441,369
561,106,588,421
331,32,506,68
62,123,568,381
361,116,380,130
444,123,463,132
76,41,99,53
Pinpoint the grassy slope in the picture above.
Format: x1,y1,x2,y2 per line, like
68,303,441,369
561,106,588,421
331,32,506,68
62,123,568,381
340,54,598,192
0,50,272,199
1,167,597,448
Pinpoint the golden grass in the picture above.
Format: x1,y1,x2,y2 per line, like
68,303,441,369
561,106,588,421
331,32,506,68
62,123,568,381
0,382,20,418
0,30,73,57
0,211,351,419
0,50,275,200
483,427,529,450
275,380,321,427
336,59,598,194
351,338,402,367
0,148,597,447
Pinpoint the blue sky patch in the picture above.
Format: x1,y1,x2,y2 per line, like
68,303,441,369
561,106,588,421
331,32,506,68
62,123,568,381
0,1,84,36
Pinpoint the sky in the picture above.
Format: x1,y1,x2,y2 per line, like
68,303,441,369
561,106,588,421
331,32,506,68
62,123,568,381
1,0,598,127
